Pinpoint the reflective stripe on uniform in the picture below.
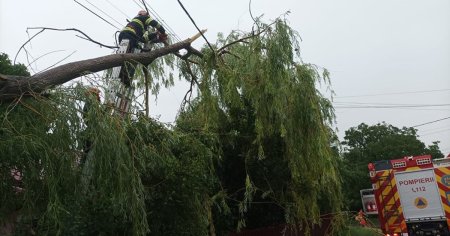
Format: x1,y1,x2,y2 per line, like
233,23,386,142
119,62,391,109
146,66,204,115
144,17,162,30
123,27,136,35
131,19,144,30
145,17,153,26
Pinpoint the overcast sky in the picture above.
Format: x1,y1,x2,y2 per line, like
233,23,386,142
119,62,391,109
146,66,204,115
1,0,449,155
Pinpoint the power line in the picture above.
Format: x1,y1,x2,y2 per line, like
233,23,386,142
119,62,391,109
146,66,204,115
143,0,182,42
334,101,450,106
419,125,450,133
136,0,182,43
74,0,120,30
420,128,450,137
335,104,450,109
335,88,450,99
412,116,450,128
132,0,144,10
104,0,130,20
147,13,181,42
84,0,123,28
79,0,181,47
177,0,214,51
335,108,450,112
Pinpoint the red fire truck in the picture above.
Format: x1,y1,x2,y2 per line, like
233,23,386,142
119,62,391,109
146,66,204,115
369,155,450,236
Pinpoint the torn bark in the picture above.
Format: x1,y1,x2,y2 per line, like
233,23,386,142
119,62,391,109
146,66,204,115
0,31,206,101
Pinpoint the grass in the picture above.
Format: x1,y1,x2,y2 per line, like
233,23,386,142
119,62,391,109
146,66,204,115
337,213,383,236
340,226,383,236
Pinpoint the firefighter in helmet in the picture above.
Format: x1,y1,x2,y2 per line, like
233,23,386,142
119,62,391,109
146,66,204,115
119,10,167,52
118,10,168,86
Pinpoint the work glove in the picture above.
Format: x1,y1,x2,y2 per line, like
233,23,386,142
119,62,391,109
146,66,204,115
143,31,150,42
158,32,168,42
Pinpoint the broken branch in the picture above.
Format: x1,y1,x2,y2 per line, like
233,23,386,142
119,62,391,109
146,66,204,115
27,27,118,49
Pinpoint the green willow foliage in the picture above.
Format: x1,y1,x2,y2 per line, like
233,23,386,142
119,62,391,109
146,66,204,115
0,19,342,235
0,88,219,235
0,90,148,235
178,19,342,231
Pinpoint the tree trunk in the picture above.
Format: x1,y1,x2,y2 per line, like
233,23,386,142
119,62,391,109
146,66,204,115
0,33,204,101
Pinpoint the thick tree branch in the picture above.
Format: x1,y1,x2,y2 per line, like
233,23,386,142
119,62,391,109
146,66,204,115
187,46,203,58
0,31,206,101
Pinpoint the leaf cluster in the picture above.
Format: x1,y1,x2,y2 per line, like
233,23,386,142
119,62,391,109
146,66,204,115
0,53,30,77
177,19,343,233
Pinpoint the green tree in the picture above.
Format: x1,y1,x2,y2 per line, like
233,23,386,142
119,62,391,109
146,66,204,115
177,19,343,233
0,19,343,235
340,122,444,211
0,53,30,76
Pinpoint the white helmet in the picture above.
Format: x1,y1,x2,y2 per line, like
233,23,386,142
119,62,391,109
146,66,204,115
138,10,149,16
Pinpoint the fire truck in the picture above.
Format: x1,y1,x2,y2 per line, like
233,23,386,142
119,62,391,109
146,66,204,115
368,155,450,236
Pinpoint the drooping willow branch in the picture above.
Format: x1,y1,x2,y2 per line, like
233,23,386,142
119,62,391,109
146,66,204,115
180,61,199,110
143,68,150,117
216,21,277,55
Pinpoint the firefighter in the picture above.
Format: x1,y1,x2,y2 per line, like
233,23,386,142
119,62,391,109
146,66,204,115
355,209,367,227
118,10,168,86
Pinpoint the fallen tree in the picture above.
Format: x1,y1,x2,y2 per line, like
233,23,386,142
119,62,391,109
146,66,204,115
0,31,204,101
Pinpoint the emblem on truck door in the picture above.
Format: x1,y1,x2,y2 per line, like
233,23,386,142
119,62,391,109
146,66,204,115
414,197,428,209
441,175,450,187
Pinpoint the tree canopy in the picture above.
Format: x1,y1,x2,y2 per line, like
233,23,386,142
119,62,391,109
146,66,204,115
0,53,30,77
0,19,343,235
